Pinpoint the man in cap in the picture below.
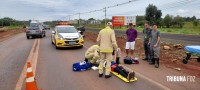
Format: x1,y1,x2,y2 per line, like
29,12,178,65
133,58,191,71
97,22,118,78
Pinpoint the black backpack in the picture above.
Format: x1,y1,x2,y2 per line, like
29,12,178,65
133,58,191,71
124,57,139,64
124,57,133,64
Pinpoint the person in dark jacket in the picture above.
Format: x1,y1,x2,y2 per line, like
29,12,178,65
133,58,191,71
142,21,152,61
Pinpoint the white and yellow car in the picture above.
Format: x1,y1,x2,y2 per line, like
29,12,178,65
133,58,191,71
51,25,84,49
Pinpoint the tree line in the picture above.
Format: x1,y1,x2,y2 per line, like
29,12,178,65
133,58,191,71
140,4,199,28
1,4,199,28
0,17,29,27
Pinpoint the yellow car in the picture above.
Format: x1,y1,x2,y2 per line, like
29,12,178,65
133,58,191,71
51,25,84,49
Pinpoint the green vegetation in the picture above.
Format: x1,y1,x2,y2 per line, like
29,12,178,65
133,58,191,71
145,4,162,26
0,26,23,31
6,26,23,29
0,17,28,27
85,4,199,35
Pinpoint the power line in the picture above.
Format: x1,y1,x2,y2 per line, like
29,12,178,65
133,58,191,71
61,0,199,21
60,0,139,20
107,0,199,17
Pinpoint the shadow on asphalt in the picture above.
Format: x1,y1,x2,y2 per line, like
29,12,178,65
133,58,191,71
55,46,84,50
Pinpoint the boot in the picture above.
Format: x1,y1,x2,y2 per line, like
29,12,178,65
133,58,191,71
99,74,103,77
142,57,148,60
155,58,159,68
149,58,155,64
116,57,120,64
91,63,99,67
148,55,153,62
127,72,135,81
84,58,88,62
105,74,112,79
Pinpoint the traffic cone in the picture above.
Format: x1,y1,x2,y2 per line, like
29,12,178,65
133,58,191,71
26,62,38,90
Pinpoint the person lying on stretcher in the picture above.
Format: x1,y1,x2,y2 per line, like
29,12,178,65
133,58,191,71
111,63,135,81
111,48,135,81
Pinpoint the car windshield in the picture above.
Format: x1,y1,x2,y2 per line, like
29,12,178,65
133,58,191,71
30,23,38,27
28,27,39,30
57,27,77,33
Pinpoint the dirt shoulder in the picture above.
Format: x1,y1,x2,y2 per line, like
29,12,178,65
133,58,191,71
84,31,200,78
0,28,25,42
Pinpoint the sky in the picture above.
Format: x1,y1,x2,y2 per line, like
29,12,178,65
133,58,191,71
0,0,200,21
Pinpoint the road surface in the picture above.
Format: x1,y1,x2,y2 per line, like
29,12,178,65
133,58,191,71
0,30,200,90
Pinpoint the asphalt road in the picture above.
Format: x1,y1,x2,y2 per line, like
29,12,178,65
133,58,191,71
86,28,200,45
35,31,164,90
0,34,34,90
0,30,200,90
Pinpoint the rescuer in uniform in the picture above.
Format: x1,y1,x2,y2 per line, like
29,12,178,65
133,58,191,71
97,22,118,78
84,45,100,65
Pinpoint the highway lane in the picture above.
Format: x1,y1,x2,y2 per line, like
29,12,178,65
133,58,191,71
0,33,35,90
86,28,200,45
35,31,165,90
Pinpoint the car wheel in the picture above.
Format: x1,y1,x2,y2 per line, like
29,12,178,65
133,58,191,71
40,35,43,38
54,40,59,49
44,33,46,37
29,36,32,39
27,36,29,39
79,45,83,48
55,46,59,49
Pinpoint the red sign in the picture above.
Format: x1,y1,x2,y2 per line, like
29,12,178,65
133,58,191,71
112,16,124,26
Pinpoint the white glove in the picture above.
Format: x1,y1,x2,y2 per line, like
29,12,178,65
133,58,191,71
79,61,86,65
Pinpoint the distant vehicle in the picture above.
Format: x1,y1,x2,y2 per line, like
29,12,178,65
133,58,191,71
26,26,46,39
77,26,85,36
51,23,84,49
30,20,44,30
43,25,50,30
30,21,39,27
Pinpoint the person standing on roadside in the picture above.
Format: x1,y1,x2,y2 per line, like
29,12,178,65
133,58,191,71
142,22,152,61
149,24,161,68
97,22,118,78
125,23,138,58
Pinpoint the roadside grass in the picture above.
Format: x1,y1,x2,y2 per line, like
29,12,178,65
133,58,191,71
85,22,200,35
0,26,23,31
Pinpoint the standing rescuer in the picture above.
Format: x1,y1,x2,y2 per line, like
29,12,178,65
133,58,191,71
149,24,161,68
142,21,152,61
97,22,118,78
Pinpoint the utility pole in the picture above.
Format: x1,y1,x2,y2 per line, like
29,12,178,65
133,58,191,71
104,7,107,27
68,15,70,21
0,15,3,27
